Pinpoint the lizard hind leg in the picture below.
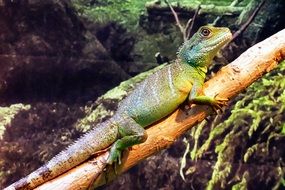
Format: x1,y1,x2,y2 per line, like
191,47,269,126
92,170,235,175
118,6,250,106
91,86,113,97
107,114,147,165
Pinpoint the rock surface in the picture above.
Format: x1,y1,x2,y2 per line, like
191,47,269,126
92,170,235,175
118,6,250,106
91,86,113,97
0,0,129,105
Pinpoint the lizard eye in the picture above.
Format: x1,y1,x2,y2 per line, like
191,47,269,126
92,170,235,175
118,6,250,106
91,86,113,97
200,28,211,37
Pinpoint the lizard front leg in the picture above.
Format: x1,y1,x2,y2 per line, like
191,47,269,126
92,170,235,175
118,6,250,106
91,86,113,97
107,114,147,165
188,81,228,112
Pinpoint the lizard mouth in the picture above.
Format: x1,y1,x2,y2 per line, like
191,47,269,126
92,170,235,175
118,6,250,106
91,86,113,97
203,32,232,53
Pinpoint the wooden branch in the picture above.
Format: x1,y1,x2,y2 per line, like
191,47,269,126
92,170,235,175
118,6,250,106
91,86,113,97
145,2,244,16
35,29,285,189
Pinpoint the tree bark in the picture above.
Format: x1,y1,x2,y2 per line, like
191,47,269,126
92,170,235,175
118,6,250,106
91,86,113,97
35,28,285,190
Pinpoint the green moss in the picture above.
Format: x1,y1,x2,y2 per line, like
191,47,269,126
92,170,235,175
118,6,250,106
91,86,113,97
184,60,285,189
73,0,246,26
281,177,285,187
0,104,31,140
73,0,149,28
190,120,207,160
282,123,285,135
231,172,249,190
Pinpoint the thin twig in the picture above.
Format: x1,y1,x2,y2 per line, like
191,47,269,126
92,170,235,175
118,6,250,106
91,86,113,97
184,18,193,39
165,0,201,41
231,0,266,42
186,5,201,40
164,0,185,39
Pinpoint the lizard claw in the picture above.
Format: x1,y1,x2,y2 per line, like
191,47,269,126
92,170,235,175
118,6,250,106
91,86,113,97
106,143,122,165
210,97,228,113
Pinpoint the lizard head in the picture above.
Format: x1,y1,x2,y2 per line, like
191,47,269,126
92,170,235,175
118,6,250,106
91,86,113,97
178,25,232,67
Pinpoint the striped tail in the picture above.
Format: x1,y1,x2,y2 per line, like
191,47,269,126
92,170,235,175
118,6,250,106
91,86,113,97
4,120,118,190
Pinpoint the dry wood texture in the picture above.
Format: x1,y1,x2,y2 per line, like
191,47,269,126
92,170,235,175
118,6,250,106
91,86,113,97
35,28,285,190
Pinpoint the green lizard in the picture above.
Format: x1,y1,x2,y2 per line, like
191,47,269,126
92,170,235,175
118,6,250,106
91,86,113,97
5,25,232,190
